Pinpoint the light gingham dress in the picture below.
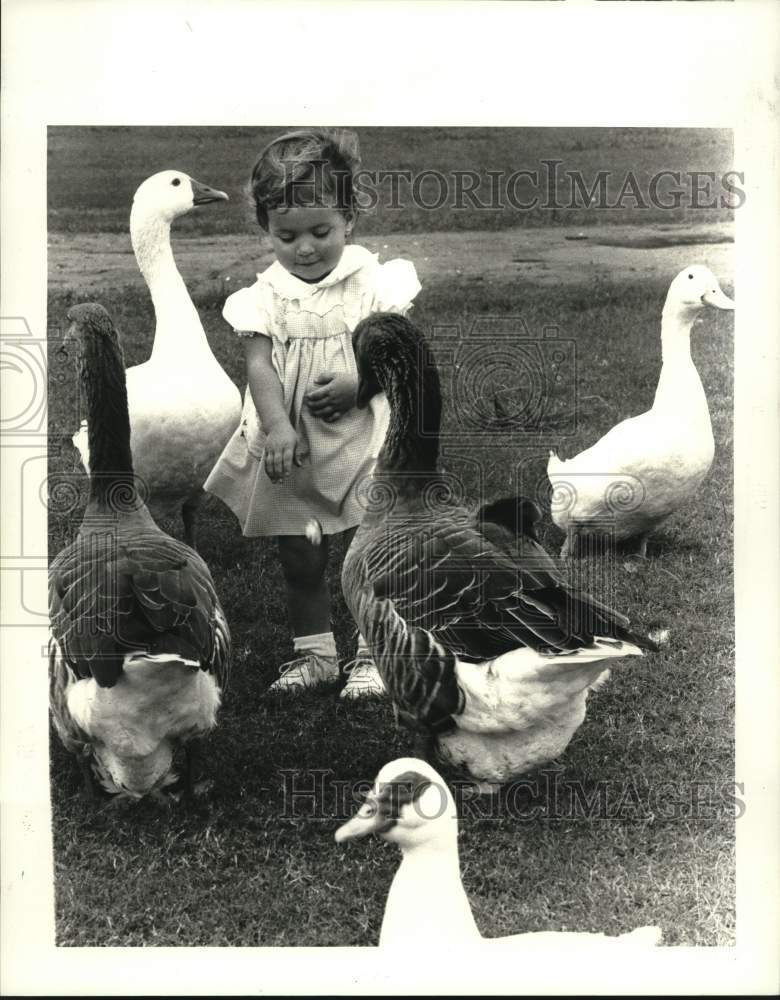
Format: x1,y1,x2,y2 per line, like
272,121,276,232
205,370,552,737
205,245,421,537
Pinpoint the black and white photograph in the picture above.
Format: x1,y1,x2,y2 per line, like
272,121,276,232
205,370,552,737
2,1,778,995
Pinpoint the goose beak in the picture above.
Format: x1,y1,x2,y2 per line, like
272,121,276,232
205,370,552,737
62,320,79,349
334,794,384,843
190,178,229,205
355,379,371,409
356,374,382,409
701,286,734,311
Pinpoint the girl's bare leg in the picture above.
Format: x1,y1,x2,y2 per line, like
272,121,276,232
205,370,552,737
277,534,331,635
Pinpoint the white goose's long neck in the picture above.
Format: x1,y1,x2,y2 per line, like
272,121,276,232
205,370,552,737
652,303,709,421
380,836,481,947
130,207,214,364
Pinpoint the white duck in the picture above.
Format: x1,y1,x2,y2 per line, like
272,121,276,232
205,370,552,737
51,304,231,799
335,757,663,950
547,265,734,558
72,170,242,547
343,314,659,790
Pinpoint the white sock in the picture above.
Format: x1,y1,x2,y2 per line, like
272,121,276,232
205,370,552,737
356,633,371,656
294,632,337,660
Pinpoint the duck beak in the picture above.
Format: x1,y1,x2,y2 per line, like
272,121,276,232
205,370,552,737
190,178,229,205
701,286,734,311
334,794,384,843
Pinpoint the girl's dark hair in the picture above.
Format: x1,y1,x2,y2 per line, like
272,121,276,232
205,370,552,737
249,128,361,230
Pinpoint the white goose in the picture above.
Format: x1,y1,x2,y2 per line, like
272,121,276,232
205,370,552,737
72,170,242,546
336,757,663,950
547,265,734,557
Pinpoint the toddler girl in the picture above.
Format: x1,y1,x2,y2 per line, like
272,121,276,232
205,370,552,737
205,128,420,698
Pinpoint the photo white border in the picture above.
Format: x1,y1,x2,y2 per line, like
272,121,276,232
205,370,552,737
2,0,778,994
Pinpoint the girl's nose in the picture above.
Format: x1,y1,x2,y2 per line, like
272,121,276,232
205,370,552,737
297,239,315,258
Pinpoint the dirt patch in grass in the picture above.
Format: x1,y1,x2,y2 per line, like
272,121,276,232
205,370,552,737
593,231,734,250
48,221,734,312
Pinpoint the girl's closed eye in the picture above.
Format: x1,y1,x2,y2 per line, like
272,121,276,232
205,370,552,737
267,205,351,281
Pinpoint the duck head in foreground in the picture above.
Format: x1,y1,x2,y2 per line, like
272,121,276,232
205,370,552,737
50,303,231,800
344,314,661,789
335,757,662,950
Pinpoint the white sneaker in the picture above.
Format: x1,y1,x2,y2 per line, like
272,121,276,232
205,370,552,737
267,653,340,693
340,654,386,700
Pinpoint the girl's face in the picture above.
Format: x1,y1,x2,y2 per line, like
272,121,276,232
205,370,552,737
267,204,353,282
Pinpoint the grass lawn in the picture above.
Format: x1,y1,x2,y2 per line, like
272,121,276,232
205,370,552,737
47,268,735,947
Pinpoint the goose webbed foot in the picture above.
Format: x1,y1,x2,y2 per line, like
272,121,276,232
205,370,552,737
182,738,214,802
183,738,202,798
98,794,137,815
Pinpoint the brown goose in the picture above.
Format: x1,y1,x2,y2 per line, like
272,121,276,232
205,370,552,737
342,314,659,790
50,303,230,799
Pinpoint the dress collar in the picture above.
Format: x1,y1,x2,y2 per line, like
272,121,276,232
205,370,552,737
257,244,378,299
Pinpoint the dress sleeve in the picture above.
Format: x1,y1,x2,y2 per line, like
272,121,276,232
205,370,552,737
371,259,422,315
222,282,274,337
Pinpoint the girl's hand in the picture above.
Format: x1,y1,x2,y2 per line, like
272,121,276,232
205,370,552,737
306,372,357,423
263,422,308,482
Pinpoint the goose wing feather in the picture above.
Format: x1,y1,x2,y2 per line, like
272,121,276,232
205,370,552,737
49,528,230,691
360,593,462,734
352,507,655,732
363,511,638,656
